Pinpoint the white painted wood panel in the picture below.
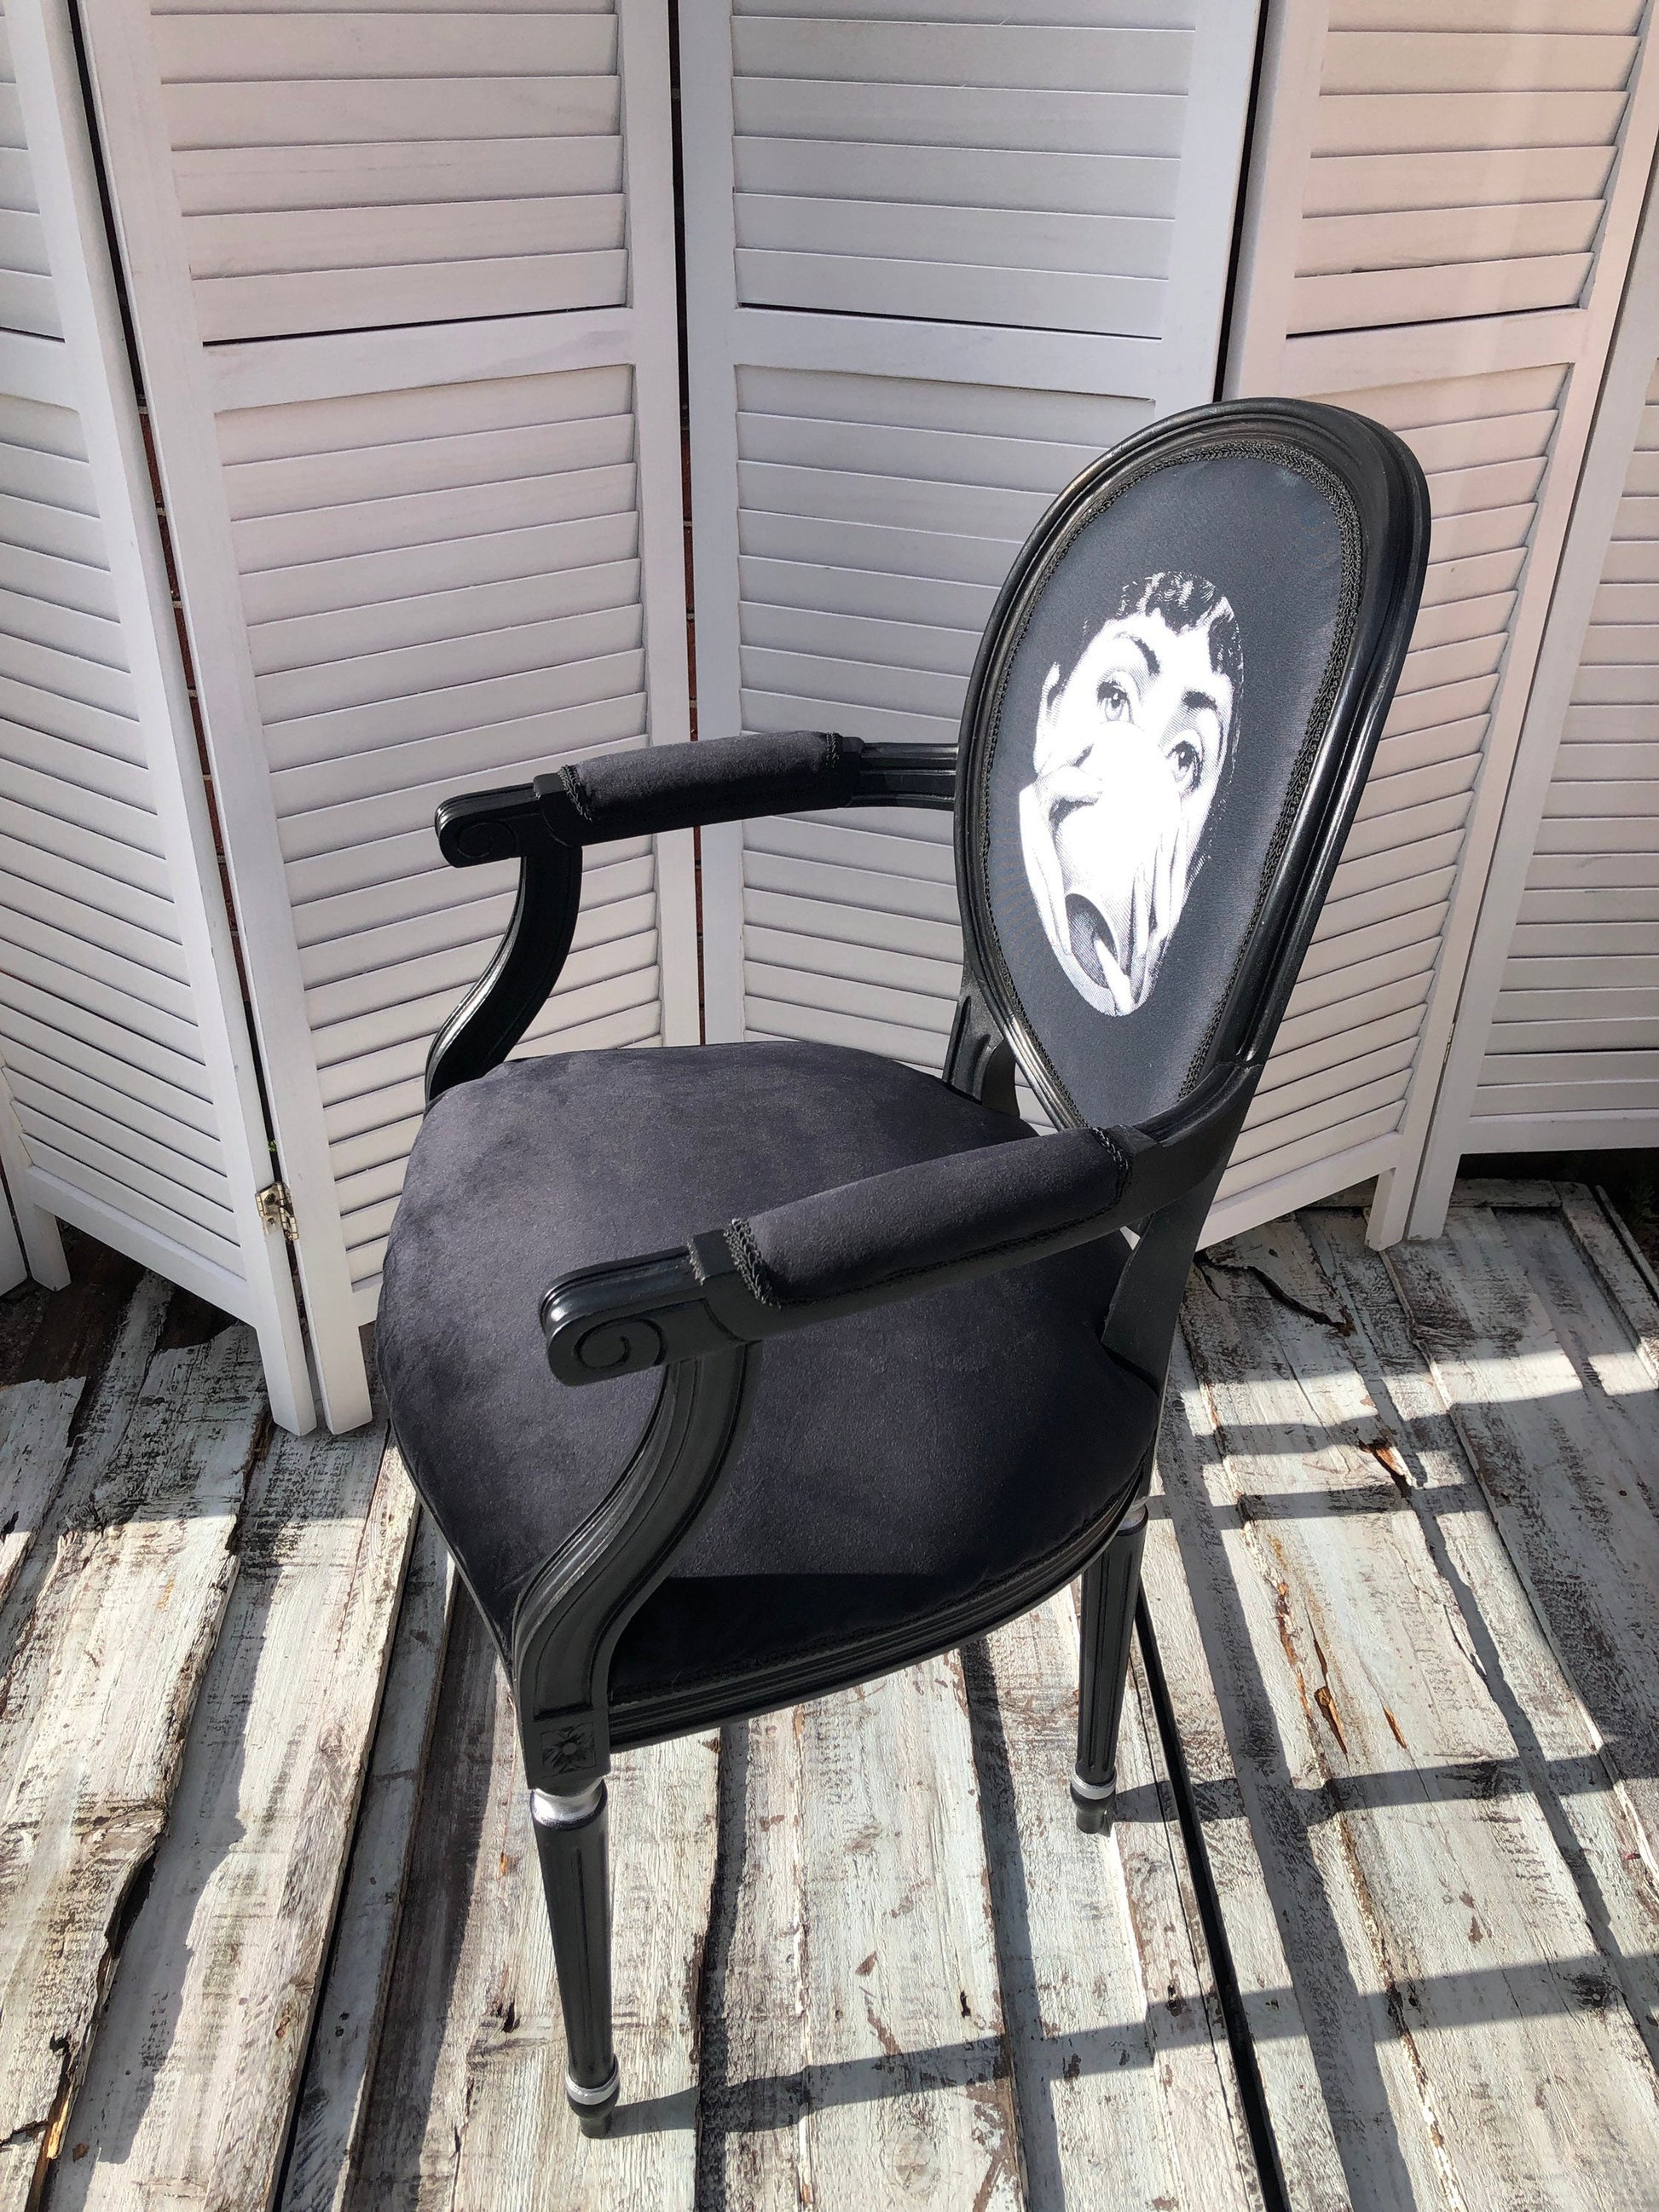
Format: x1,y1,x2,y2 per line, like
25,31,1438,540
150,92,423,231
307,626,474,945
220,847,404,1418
218,362,666,1297
686,0,1263,1055
154,3,628,341
1217,0,1659,1247
76,0,697,1417
726,371,1148,1066
0,0,315,1428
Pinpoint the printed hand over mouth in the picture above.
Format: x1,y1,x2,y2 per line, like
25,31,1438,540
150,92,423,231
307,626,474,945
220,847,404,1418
1065,893,1115,990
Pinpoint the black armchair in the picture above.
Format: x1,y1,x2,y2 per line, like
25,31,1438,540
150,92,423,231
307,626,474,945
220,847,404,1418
379,399,1430,2135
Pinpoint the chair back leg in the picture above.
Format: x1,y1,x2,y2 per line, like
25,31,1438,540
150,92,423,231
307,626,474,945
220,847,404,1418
1072,1500,1149,1834
531,1779,621,2134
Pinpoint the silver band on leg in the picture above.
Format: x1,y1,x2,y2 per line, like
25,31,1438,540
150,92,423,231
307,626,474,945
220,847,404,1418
566,2060,621,2110
532,1780,605,1828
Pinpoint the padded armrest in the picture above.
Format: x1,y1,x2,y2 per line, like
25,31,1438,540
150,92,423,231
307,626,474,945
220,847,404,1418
729,1126,1129,1308
541,1061,1255,1385
435,730,956,867
549,730,864,840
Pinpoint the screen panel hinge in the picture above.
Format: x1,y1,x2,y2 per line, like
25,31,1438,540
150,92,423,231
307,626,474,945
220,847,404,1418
255,1181,298,1242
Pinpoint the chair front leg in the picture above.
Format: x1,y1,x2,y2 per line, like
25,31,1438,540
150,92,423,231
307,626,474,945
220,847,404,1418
512,1344,758,2134
531,1779,619,2134
1072,1498,1149,1834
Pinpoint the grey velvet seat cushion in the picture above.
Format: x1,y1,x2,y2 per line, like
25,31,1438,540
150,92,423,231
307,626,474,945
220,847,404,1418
379,1040,1157,1724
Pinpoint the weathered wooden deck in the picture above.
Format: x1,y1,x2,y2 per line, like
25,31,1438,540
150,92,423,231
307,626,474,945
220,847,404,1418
2,1181,1656,2211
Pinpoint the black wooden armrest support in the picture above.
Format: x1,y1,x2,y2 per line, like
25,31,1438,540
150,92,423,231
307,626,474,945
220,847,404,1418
542,1060,1255,1385
425,733,957,1103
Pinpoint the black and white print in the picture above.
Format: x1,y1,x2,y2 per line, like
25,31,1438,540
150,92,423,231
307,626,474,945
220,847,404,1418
1019,572,1242,1015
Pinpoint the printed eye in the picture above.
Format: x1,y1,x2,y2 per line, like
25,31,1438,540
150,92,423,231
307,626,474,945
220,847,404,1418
1096,677,1131,721
1170,738,1201,794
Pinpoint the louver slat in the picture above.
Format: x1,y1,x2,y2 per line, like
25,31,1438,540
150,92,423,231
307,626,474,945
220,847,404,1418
715,373,1150,1065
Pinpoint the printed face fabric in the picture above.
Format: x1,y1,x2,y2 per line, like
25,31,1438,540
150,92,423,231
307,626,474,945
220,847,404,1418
1018,572,1241,1016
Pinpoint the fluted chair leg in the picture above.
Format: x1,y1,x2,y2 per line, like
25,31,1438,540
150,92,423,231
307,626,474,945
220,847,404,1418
1072,1501,1149,1834
531,1778,620,2135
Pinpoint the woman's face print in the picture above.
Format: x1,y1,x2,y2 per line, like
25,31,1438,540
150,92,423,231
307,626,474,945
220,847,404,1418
1019,584,1237,1015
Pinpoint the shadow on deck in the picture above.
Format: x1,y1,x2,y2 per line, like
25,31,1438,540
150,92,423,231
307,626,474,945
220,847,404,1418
1,1180,1656,2211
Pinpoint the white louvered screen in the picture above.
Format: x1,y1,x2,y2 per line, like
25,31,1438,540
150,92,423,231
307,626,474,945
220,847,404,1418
78,0,694,1428
1465,357,1659,1147
685,0,1263,1059
1217,0,1658,1246
0,0,314,1427
155,0,627,342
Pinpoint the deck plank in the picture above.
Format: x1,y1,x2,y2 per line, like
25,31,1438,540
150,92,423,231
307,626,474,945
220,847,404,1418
0,1323,266,2210
1383,1204,1659,1876
1450,1179,1564,1211
0,1376,83,1621
797,1658,1020,2210
696,1655,1020,2209
1169,1229,1659,2210
339,1589,509,2210
0,1275,170,1678
1139,1481,1351,2212
785,1657,1020,2209
1557,1185,1659,1393
1509,1203,1659,1417
966,1589,1259,2210
50,1421,418,2211
1308,1210,1659,2066
346,1595,720,2211
280,1510,455,2212
695,1705,811,2207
